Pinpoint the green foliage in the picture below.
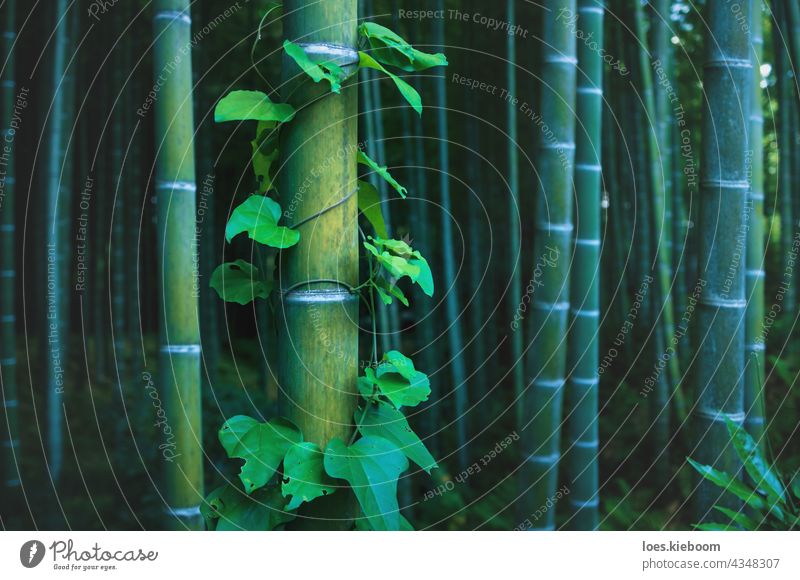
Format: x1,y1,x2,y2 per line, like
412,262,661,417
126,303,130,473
358,400,438,473
688,420,799,530
205,349,436,531
358,150,407,198
219,415,302,493
214,89,295,123
364,236,434,301
282,442,337,510
324,436,409,531
284,40,348,93
225,195,300,248
207,15,445,532
359,350,431,409
358,51,422,115
202,484,295,531
357,180,388,238
358,22,448,72
209,260,272,305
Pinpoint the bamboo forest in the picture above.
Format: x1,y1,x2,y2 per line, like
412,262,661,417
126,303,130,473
2,0,800,535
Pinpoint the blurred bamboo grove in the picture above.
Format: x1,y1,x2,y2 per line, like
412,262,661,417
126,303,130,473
0,0,798,531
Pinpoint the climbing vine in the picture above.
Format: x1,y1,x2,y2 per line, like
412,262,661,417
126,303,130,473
204,13,447,531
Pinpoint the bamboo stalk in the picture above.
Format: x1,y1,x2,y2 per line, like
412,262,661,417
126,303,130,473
277,0,359,527
774,3,795,316
466,0,487,417
564,0,603,530
520,0,576,530
633,0,684,480
745,0,766,447
507,0,524,432
692,0,751,522
0,0,20,497
433,0,468,471
43,0,73,487
153,0,204,530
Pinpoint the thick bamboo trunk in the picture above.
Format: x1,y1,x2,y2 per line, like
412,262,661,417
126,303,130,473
277,2,359,527
744,0,765,447
564,0,603,531
520,0,576,530
692,0,751,522
0,0,20,498
153,0,204,530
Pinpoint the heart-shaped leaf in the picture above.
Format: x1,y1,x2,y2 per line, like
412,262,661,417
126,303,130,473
282,442,337,510
324,436,408,531
202,484,295,531
210,260,272,305
219,415,302,493
361,351,431,409
225,195,300,248
214,90,295,123
358,22,448,72
358,401,438,473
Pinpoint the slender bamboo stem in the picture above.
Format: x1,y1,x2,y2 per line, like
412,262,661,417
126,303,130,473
745,0,766,447
43,0,72,488
633,0,684,481
564,0,603,531
692,0,751,522
520,0,576,530
153,0,204,530
433,0,468,471
0,0,20,498
507,0,524,432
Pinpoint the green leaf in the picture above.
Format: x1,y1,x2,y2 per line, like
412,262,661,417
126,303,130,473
210,260,272,305
725,418,786,505
284,40,347,93
364,237,434,297
791,472,800,501
358,400,438,473
355,513,414,531
687,457,766,510
374,276,409,307
362,351,431,409
282,442,337,510
214,90,295,123
219,416,302,493
713,506,759,530
359,51,422,115
357,151,407,198
202,484,295,531
408,255,434,297
357,180,388,238
358,22,448,72
225,195,300,248
251,125,280,194
324,436,408,531
693,522,735,531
